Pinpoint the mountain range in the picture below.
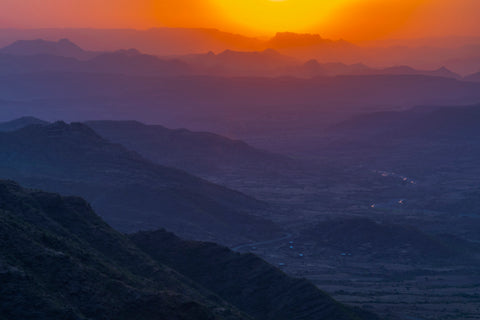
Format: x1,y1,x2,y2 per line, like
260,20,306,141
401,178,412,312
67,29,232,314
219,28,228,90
0,38,472,79
1,28,478,74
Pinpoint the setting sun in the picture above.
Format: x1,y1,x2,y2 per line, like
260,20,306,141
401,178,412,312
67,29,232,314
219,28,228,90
210,0,353,34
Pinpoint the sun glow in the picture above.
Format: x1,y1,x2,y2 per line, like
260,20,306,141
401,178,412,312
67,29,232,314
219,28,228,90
210,0,354,35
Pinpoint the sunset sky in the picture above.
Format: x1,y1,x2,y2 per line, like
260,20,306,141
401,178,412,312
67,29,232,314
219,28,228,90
1,0,479,41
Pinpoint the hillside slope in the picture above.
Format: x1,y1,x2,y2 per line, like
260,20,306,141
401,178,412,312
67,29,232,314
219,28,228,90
0,122,280,244
131,229,379,320
85,120,295,178
0,180,378,320
0,180,248,320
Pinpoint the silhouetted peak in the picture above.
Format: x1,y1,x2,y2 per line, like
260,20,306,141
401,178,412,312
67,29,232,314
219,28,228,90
433,66,459,76
112,48,142,56
304,59,320,67
261,48,281,56
272,32,324,42
21,121,103,141
0,116,49,132
268,32,335,48
58,38,76,45
0,38,85,57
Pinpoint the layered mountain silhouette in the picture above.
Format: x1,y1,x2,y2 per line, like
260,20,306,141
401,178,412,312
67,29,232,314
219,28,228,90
0,121,281,244
179,48,298,76
0,38,466,79
0,28,265,56
86,49,192,76
0,28,479,74
0,44,191,76
85,120,295,179
0,180,378,320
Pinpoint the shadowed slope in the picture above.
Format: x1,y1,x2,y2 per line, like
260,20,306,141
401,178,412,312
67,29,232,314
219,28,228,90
0,180,249,320
131,229,380,320
0,122,280,244
85,120,295,178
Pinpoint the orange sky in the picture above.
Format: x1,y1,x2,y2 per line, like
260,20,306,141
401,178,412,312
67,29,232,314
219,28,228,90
1,0,479,41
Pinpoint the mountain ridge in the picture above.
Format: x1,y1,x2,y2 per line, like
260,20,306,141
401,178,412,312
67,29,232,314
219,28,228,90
0,121,280,244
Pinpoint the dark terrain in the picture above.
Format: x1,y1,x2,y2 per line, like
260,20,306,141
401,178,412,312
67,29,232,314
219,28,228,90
0,179,378,320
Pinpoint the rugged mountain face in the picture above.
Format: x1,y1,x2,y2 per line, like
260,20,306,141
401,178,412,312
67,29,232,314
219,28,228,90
0,180,379,320
131,229,380,320
0,122,280,245
0,180,248,320
85,120,295,179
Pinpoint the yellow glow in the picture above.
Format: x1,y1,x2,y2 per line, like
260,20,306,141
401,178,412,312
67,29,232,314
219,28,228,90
210,0,355,34
204,0,430,41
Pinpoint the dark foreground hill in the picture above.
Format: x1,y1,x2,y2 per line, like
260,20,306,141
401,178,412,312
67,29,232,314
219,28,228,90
0,180,246,320
0,180,377,320
0,122,280,245
131,229,379,320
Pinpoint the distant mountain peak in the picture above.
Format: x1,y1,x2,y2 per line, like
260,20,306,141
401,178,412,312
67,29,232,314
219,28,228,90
0,116,49,132
0,38,88,59
112,48,142,56
268,32,352,49
58,38,76,45
17,121,104,141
